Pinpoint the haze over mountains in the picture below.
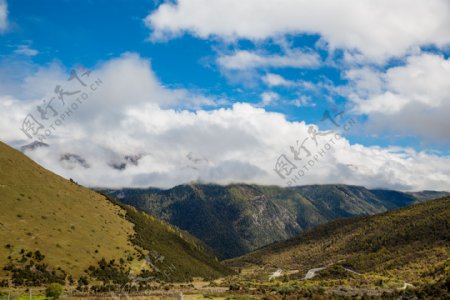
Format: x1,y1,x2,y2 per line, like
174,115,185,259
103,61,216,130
104,184,449,259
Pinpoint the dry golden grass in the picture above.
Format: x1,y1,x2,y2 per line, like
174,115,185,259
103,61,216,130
0,141,141,277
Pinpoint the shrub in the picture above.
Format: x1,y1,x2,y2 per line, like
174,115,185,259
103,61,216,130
34,250,45,261
78,276,89,286
46,283,64,299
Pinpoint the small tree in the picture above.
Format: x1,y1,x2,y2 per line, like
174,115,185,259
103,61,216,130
46,283,63,299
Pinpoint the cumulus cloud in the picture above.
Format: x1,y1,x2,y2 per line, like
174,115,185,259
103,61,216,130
1,53,449,191
348,53,450,142
217,50,320,70
0,0,7,32
146,0,450,62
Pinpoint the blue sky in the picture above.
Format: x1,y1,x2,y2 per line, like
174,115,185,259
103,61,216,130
1,0,450,190
0,0,367,125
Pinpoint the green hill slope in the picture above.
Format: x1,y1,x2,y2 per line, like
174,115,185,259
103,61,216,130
228,196,450,286
104,184,446,259
0,141,232,286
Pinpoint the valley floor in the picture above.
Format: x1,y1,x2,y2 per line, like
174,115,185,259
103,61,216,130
2,270,444,300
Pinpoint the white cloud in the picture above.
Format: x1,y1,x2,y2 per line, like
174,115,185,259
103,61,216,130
291,95,315,107
260,91,279,107
14,45,39,57
147,0,450,62
262,73,293,87
348,53,450,141
217,50,320,70
1,53,449,191
344,67,384,98
0,0,7,32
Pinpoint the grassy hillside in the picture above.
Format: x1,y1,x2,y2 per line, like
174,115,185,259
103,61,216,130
104,183,443,259
228,196,450,286
0,141,232,286
106,194,233,281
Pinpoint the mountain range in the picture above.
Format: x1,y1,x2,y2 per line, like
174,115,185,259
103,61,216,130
1,140,449,297
103,184,448,259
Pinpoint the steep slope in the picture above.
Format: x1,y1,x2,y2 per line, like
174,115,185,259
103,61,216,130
0,142,232,285
290,185,399,217
104,184,443,259
228,196,450,285
107,184,302,259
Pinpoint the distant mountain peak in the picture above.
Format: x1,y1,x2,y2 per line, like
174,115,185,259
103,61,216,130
20,141,49,152
60,153,90,169
109,153,145,171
